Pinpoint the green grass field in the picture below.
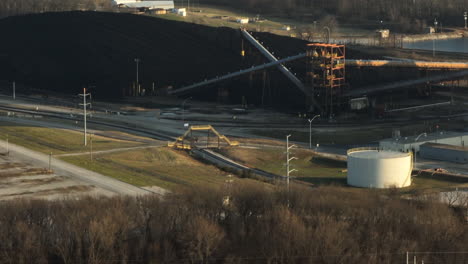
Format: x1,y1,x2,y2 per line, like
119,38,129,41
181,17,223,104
0,123,145,155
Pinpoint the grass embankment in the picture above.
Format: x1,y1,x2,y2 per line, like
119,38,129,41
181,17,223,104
218,147,347,185
0,123,144,155
217,147,468,192
62,147,263,190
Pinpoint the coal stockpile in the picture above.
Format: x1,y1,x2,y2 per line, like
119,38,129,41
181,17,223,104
0,11,246,98
0,11,425,107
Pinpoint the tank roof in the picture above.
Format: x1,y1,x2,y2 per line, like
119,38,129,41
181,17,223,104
348,150,410,159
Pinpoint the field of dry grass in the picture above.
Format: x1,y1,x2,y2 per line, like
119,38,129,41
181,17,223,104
62,147,268,190
0,123,146,155
217,146,468,192
218,147,347,185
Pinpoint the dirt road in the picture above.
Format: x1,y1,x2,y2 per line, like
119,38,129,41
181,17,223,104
0,139,166,196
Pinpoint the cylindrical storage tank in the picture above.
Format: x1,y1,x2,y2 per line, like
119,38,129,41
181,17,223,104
347,148,412,188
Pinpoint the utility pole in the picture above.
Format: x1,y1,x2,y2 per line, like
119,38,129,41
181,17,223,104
308,114,320,149
182,96,192,125
12,81,15,100
90,133,93,161
79,88,91,146
135,58,141,95
49,152,52,171
286,135,297,205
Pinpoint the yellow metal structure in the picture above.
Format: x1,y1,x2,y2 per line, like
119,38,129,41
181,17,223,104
168,125,239,150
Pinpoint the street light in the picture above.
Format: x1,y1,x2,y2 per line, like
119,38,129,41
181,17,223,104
415,132,427,142
413,133,427,164
464,11,467,29
308,114,320,149
182,96,192,125
134,58,140,95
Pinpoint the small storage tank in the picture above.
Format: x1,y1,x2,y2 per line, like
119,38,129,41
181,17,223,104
347,148,412,188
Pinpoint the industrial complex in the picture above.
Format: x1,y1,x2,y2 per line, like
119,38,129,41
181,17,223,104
0,3,467,262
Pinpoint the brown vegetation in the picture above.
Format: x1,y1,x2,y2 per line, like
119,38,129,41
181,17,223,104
203,0,465,32
0,184,467,263
0,0,112,17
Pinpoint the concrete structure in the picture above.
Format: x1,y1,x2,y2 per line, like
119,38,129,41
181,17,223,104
380,131,468,153
376,29,390,38
349,97,369,110
347,148,412,188
420,143,468,164
115,0,174,10
236,18,249,24
148,8,167,15
172,8,186,16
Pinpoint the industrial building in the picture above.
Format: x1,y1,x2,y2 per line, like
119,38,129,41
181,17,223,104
420,143,468,164
379,131,468,153
347,148,412,188
114,0,174,10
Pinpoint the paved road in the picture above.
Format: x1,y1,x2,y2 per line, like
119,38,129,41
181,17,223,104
55,144,165,157
0,139,167,196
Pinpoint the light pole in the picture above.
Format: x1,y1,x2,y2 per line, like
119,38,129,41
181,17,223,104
308,114,320,149
414,132,427,164
415,132,427,142
182,97,192,125
464,12,467,29
134,58,140,95
323,26,330,43
433,18,438,58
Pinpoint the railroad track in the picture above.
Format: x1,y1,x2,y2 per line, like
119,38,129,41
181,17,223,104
193,149,285,180
0,105,285,181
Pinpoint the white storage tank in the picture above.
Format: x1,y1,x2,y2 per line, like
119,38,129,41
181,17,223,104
347,148,412,188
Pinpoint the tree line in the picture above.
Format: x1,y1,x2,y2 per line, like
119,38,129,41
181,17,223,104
0,0,113,17
0,183,467,263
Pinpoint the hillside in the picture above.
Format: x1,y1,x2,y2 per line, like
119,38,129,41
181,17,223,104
0,11,248,98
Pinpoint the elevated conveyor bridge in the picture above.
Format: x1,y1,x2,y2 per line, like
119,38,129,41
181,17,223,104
168,31,468,105
168,125,239,150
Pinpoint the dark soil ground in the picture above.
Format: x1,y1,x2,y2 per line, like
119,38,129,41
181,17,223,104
0,11,462,107
0,11,247,98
